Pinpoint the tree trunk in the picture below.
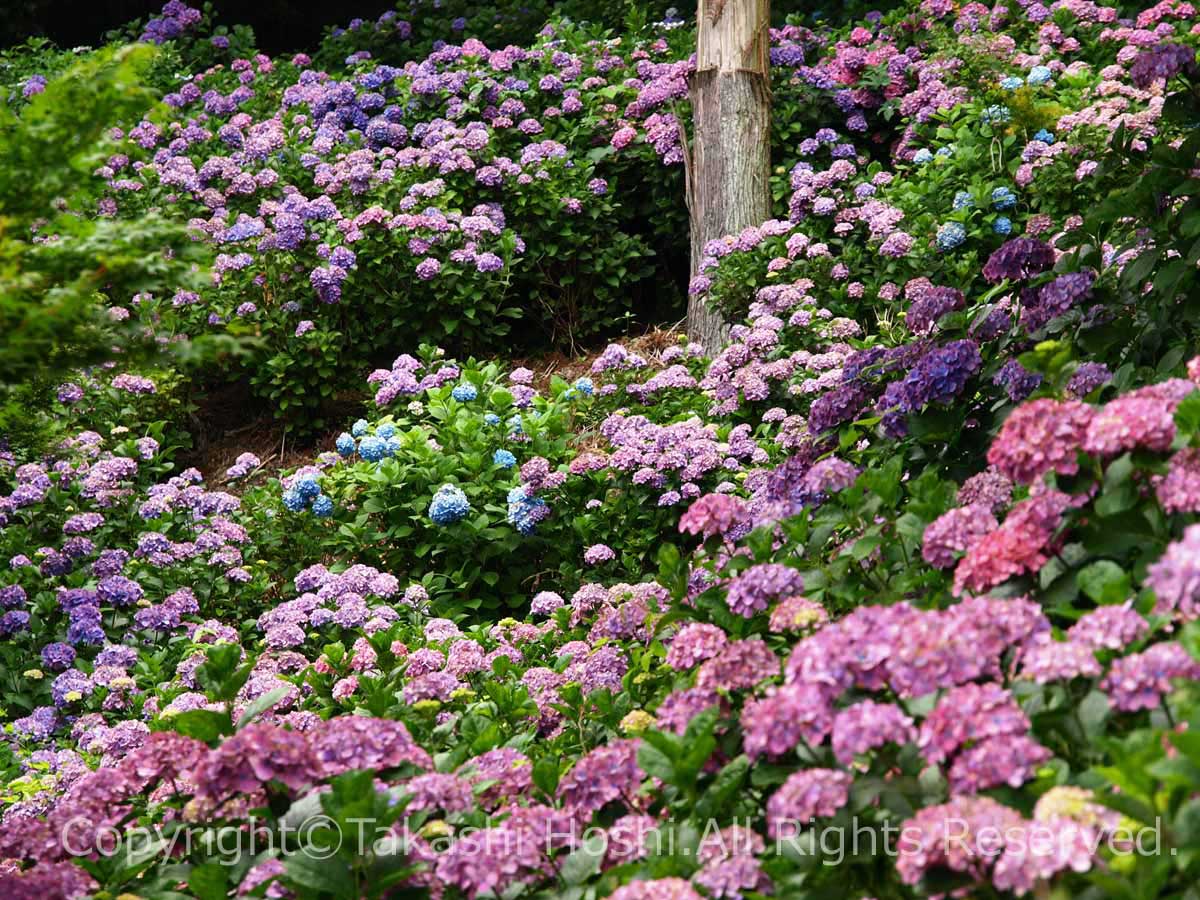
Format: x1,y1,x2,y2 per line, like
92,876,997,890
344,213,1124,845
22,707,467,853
686,0,771,354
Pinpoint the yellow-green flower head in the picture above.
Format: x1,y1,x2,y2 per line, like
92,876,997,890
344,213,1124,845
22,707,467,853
620,710,656,734
1033,786,1120,830
420,819,452,839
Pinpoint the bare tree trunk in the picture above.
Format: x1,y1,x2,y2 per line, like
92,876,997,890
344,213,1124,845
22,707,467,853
686,0,771,354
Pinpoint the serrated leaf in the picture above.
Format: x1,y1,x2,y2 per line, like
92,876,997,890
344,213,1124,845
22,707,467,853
1076,561,1131,605
1176,391,1200,437
188,862,230,900
695,755,750,821
560,833,608,885
236,686,290,730
168,709,233,744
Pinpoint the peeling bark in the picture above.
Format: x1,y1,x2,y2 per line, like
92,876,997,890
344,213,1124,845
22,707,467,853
686,0,771,354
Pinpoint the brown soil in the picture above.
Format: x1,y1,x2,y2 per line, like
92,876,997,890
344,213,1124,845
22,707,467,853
178,378,362,489
182,323,686,485
511,323,686,393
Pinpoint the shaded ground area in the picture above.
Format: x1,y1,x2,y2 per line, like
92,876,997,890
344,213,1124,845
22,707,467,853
184,325,685,487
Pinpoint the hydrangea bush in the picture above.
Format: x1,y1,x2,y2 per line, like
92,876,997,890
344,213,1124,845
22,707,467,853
4,1,1200,899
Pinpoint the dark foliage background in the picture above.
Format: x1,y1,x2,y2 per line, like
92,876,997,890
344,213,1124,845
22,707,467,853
0,0,395,52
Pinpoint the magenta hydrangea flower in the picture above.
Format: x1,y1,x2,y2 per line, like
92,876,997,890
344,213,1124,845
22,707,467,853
678,493,749,539
1082,387,1185,457
461,747,533,809
724,563,804,618
1019,637,1102,683
953,490,1070,596
696,638,779,691
1101,642,1200,712
1156,448,1200,515
665,623,728,669
987,398,1092,485
0,862,97,899
530,590,564,616
922,504,998,568
584,543,616,565
1146,523,1200,621
609,878,704,900
557,738,643,817
310,715,431,777
767,595,828,634
188,723,315,802
897,796,1096,892
800,456,859,495
1068,604,1148,651
831,700,917,764
982,237,1056,283
956,468,1013,514
918,683,1030,764
765,768,852,838
655,686,723,736
948,734,1052,793
741,682,833,760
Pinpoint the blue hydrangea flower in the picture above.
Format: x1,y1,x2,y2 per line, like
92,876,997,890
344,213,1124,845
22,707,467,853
376,422,396,438
451,383,478,402
936,222,967,252
936,146,955,158
336,433,356,456
981,105,1011,125
296,478,321,501
508,415,524,436
1033,128,1055,144
359,435,388,462
952,191,974,211
1000,76,1024,90
493,449,517,469
991,187,1017,210
385,437,402,456
311,494,334,517
993,216,1013,235
429,484,471,525
507,486,547,535
484,413,501,426
573,377,594,396
351,419,369,437
282,489,306,512
912,148,934,164
1027,66,1052,86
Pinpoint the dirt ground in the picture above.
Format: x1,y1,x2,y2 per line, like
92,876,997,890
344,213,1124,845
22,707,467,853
184,324,686,487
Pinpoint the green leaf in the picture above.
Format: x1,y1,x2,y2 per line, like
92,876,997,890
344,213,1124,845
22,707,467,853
560,833,607,886
1182,620,1200,661
1078,690,1111,740
188,863,230,900
695,755,750,821
532,755,560,796
1076,561,1131,605
166,709,233,744
283,851,355,896
637,742,676,785
1176,391,1200,437
236,686,291,730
